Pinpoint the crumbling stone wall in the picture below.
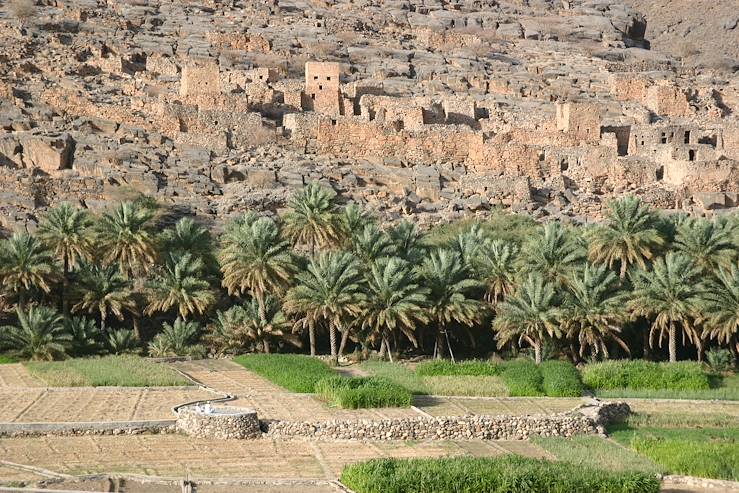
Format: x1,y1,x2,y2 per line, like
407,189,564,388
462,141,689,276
181,61,221,97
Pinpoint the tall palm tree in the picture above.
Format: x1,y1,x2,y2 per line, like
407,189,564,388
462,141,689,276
674,217,736,272
72,264,137,334
145,253,215,320
522,222,584,286
587,196,665,278
350,223,396,264
362,257,429,360
494,273,562,364
450,224,487,271
0,233,56,309
96,202,157,278
284,251,365,363
0,305,70,361
37,203,94,316
628,253,701,362
219,215,296,323
697,265,739,355
389,220,426,264
420,249,482,361
160,217,217,270
240,295,297,353
340,202,372,247
282,182,341,254
562,263,628,359
473,239,519,305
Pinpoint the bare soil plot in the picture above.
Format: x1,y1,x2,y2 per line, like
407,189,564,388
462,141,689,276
0,387,214,423
0,435,548,480
0,364,44,388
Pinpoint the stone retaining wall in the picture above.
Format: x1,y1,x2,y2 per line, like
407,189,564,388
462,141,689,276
0,420,176,438
177,406,261,439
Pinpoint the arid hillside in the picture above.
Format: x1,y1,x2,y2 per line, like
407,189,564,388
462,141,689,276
623,0,739,71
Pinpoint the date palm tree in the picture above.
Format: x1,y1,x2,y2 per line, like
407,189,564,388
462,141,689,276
0,233,56,309
350,223,396,264
522,222,584,286
494,273,562,364
37,203,94,316
474,239,519,305
219,216,296,324
562,263,628,359
96,202,157,278
145,253,215,320
420,249,482,361
340,202,372,247
587,196,664,278
147,318,202,357
240,295,297,353
73,264,137,334
0,305,70,361
283,182,341,254
362,257,429,360
628,253,701,362
697,265,739,355
389,220,426,264
674,217,736,272
451,224,487,271
160,217,217,271
284,250,365,363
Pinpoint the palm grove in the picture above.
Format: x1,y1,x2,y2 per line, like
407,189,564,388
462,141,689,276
1,183,738,366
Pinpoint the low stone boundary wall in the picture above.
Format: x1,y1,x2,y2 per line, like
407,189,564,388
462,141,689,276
265,401,630,441
266,414,598,441
177,405,260,439
0,420,176,438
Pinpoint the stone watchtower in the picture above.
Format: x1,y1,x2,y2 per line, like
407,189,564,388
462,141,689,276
556,102,603,143
304,61,341,116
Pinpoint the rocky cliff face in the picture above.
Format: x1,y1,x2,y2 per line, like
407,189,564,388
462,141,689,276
0,0,737,233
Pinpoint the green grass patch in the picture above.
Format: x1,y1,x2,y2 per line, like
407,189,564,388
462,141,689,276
582,360,710,392
416,360,499,377
360,361,430,394
499,359,544,396
610,426,739,481
593,372,739,400
540,360,584,397
0,354,18,364
360,361,509,396
623,412,739,428
24,355,189,387
233,354,335,393
533,436,663,475
340,456,660,493
315,376,412,408
424,375,509,397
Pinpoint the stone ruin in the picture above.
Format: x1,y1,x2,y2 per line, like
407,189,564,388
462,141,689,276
0,0,738,232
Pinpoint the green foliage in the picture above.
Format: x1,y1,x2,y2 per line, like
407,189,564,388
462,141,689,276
315,376,412,408
0,355,18,364
0,305,70,361
106,328,138,355
499,359,544,396
233,354,335,393
147,319,202,357
340,456,660,493
540,360,584,397
581,360,710,391
65,316,101,357
610,427,739,481
416,360,498,376
706,348,734,373
24,355,189,386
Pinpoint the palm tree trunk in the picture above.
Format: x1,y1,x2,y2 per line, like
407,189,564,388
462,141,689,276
309,323,316,356
263,339,270,353
62,254,69,319
329,322,338,365
643,329,651,360
435,323,447,360
378,338,387,360
100,310,107,334
668,321,677,363
384,335,393,363
534,340,542,365
132,316,141,341
338,328,350,357
445,330,456,364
